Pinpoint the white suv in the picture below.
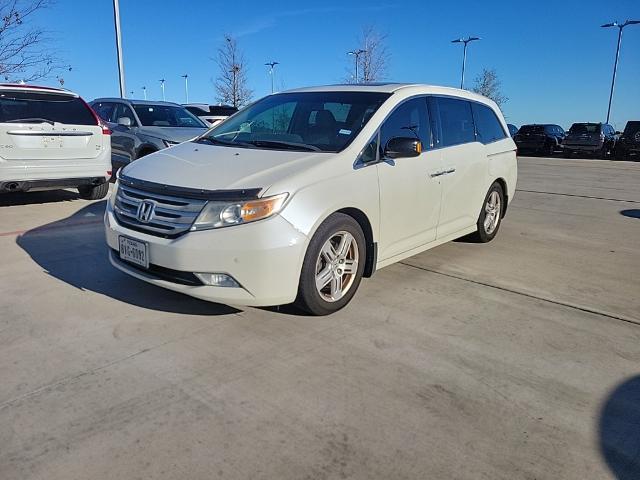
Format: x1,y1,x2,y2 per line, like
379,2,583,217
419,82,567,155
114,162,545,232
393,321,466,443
106,84,517,315
0,84,112,199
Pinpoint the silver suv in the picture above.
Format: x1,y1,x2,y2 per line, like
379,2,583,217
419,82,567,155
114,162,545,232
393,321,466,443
90,98,208,173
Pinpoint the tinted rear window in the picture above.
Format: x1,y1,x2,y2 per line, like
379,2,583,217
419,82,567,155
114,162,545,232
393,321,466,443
0,91,96,125
623,122,640,135
433,97,475,147
209,106,238,116
518,125,545,134
569,123,600,134
471,103,507,144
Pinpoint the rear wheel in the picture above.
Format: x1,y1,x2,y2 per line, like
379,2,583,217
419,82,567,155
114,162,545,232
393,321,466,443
295,213,366,316
469,182,504,243
78,182,109,200
547,141,555,157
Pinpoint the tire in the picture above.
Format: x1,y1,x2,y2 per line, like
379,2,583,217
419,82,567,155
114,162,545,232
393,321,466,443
547,142,555,157
563,150,572,159
295,213,366,316
78,182,109,200
469,182,504,243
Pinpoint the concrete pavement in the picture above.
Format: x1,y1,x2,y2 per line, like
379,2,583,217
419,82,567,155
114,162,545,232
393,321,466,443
0,156,639,479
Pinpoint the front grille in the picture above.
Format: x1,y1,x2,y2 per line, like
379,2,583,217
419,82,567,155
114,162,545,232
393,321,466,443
114,182,207,238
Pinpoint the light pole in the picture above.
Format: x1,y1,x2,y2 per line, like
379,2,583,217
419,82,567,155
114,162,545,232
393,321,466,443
601,20,640,124
159,79,165,101
112,0,126,97
265,61,279,93
451,36,481,89
347,49,366,83
181,74,189,103
142,86,147,100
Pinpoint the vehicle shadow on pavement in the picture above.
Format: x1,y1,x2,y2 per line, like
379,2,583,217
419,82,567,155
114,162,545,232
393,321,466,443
16,201,239,316
0,189,80,207
599,375,640,479
620,209,640,219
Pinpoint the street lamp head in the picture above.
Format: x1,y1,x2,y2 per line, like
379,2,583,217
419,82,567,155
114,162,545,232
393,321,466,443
625,20,640,26
451,38,463,43
181,74,188,79
601,21,619,28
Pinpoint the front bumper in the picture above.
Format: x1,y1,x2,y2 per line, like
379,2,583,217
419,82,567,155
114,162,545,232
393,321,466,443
105,203,308,307
562,144,601,152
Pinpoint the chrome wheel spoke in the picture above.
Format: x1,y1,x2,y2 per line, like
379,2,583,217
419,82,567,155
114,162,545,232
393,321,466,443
342,258,357,275
321,241,337,262
315,266,333,291
336,233,354,259
330,275,343,300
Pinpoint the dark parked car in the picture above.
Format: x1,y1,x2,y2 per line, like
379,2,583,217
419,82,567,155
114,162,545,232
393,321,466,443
507,124,518,137
91,98,208,173
513,124,565,156
615,121,640,161
562,122,616,158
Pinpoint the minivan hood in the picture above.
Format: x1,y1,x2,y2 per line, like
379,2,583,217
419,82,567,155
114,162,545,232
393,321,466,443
122,141,326,192
138,126,208,143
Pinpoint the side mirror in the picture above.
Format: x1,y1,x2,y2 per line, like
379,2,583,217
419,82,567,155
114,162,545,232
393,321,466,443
615,131,622,135
384,137,422,159
117,117,132,127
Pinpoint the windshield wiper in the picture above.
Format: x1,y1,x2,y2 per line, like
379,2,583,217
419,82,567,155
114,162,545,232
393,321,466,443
246,140,322,152
195,136,250,148
5,118,55,126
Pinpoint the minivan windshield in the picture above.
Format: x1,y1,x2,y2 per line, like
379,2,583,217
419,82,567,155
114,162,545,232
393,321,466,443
197,91,391,152
133,104,206,128
569,123,600,134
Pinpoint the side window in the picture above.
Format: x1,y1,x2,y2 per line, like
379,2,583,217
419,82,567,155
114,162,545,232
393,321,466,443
472,102,507,144
379,97,430,157
434,97,475,147
93,102,115,122
113,103,137,125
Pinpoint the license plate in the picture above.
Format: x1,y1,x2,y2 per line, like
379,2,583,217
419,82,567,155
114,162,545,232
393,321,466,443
119,236,149,269
42,136,63,148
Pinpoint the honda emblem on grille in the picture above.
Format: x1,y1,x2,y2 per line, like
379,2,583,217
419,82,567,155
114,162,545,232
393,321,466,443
136,200,156,223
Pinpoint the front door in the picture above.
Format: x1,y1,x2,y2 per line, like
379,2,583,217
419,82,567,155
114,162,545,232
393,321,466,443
375,97,443,261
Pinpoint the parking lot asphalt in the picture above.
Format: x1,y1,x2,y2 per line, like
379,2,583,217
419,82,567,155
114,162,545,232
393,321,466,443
1,156,639,480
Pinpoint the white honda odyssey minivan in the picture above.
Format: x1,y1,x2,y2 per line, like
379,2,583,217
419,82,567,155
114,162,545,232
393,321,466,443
0,84,112,199
106,84,517,315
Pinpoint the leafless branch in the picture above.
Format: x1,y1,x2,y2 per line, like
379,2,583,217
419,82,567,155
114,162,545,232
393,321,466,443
215,34,252,108
346,26,389,84
472,68,508,108
0,0,68,82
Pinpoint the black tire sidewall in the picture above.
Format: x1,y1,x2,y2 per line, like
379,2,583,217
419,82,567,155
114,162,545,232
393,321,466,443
78,182,109,200
475,183,504,243
296,213,366,316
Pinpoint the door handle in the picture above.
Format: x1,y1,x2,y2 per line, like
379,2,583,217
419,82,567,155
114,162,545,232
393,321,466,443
429,168,456,178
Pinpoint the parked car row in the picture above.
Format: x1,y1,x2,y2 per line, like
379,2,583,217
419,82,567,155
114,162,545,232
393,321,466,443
510,121,638,160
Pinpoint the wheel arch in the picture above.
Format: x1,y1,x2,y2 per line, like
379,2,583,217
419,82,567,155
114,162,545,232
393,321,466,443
336,207,377,278
494,177,509,217
136,144,158,159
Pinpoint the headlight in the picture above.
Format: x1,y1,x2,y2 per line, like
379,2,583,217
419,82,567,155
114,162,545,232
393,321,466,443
191,193,288,231
163,139,180,147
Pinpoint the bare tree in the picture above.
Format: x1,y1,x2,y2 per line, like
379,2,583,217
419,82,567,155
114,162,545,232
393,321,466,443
472,68,508,107
347,26,389,84
0,0,68,82
215,35,252,108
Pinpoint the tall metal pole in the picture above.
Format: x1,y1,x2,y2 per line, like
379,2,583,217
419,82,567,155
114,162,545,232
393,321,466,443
112,0,126,97
602,20,640,123
159,79,165,101
347,49,366,83
461,42,468,89
451,37,480,89
142,86,147,100
265,62,279,93
181,74,189,103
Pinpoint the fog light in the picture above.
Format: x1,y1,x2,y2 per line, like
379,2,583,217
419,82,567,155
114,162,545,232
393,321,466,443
194,273,240,287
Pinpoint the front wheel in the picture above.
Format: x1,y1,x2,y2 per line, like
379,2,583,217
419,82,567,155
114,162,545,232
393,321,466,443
295,213,366,316
469,182,504,243
78,182,109,200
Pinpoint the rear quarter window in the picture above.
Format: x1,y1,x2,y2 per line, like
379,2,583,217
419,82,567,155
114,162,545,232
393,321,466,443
432,97,475,147
0,91,96,125
471,103,507,144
